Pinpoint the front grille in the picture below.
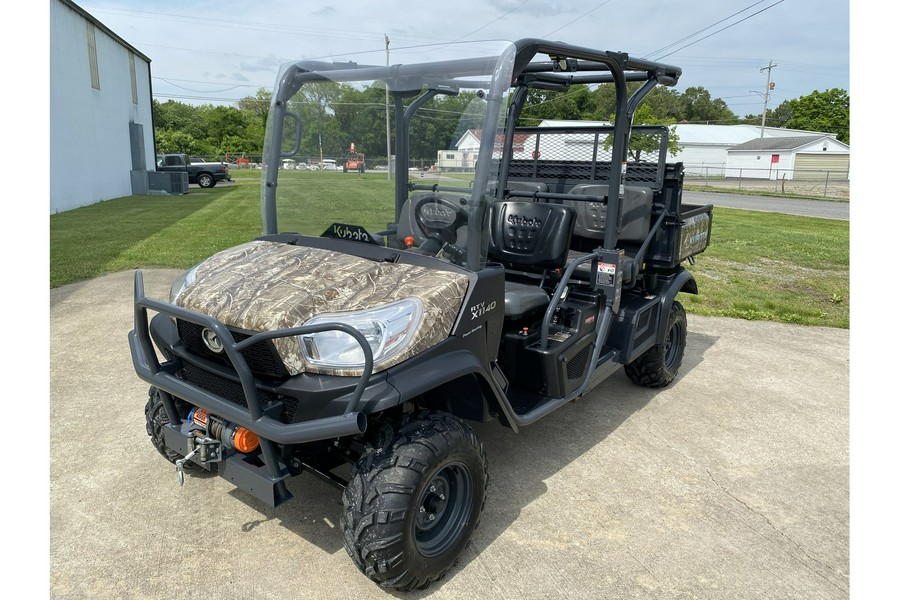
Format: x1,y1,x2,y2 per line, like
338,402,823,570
176,363,297,424
177,320,289,379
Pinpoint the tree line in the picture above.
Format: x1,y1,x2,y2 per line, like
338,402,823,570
152,84,849,162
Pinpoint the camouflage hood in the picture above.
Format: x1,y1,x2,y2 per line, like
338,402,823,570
175,240,469,376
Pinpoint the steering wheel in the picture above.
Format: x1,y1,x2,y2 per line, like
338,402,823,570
412,195,468,261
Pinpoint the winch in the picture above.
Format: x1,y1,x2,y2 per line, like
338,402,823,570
174,408,260,485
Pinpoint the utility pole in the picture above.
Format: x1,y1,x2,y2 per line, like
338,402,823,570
759,60,777,138
385,34,391,180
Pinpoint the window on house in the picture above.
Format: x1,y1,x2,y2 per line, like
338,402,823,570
446,153,455,159
86,22,100,90
129,52,138,104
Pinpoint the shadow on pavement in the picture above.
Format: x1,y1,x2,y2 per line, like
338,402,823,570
209,326,719,596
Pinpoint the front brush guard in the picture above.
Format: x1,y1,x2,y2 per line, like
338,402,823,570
128,270,372,506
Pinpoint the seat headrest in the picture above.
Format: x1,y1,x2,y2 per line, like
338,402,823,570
488,201,576,270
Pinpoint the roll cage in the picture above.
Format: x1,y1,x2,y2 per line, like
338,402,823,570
261,38,681,270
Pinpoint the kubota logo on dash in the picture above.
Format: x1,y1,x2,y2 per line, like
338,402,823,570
470,301,496,320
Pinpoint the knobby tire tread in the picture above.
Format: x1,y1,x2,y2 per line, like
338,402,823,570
340,410,487,591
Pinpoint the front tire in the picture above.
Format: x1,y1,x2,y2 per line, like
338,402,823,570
341,411,487,591
145,387,198,469
625,300,687,387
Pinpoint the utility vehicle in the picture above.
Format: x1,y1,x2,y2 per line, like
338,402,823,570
129,39,712,591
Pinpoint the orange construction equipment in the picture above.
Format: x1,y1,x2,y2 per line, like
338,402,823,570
343,142,366,173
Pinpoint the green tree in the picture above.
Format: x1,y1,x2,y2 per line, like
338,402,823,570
215,134,253,157
641,87,683,121
284,81,346,159
590,83,684,123
155,130,203,155
604,104,682,161
744,100,794,129
333,84,391,157
410,92,485,161
153,100,205,139
199,105,249,149
783,88,849,144
520,84,598,125
678,86,737,124
237,88,272,128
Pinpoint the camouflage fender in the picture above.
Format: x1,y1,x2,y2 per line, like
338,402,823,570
176,241,469,376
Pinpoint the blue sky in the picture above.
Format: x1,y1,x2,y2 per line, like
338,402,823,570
73,0,850,117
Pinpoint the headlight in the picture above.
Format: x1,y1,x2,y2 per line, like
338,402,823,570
169,264,200,303
299,299,424,369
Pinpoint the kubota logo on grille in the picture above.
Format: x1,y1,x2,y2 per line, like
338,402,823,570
201,328,224,353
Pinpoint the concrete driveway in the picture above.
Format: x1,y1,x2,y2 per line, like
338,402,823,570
50,270,849,599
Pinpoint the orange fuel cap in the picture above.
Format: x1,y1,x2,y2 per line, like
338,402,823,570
404,236,416,248
232,427,260,453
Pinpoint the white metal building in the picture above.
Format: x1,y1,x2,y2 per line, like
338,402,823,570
50,0,155,213
663,124,846,177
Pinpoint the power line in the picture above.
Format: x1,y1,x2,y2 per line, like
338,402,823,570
81,5,438,45
154,93,248,103
543,1,613,38
646,1,770,58
453,0,533,41
652,1,787,61
155,77,251,93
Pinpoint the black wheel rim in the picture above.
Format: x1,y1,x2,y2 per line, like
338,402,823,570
414,462,474,557
664,321,682,369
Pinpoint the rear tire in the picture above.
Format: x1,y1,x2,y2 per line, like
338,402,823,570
340,410,487,591
145,387,198,469
625,300,687,388
197,173,216,188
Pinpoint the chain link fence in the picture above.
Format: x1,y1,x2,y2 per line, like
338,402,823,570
219,154,850,200
683,165,849,199
219,155,437,172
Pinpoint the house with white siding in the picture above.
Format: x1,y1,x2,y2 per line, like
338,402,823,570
725,135,850,181
438,120,849,180
50,0,155,213
666,124,848,179
437,129,531,171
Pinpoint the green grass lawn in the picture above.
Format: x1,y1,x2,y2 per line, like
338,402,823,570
50,170,849,328
684,210,849,327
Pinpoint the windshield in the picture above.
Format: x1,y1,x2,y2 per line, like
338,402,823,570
261,40,516,271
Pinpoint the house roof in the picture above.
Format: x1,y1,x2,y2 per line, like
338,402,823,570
60,0,151,63
729,135,847,152
456,129,530,149
538,119,612,128
531,121,837,147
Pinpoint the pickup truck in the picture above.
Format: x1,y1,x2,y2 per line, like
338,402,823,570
156,154,231,188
